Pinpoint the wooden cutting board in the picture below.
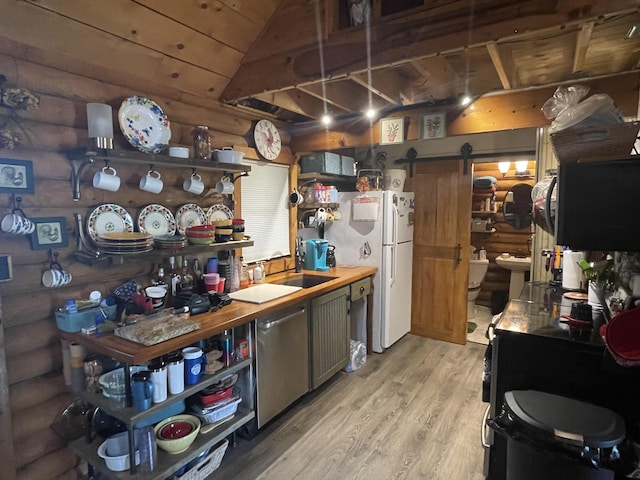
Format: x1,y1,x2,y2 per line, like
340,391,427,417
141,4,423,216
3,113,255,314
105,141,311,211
228,283,302,304
115,311,200,346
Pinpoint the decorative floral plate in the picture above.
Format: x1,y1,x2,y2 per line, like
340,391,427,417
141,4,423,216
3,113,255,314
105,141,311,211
118,96,171,154
175,204,207,235
87,204,134,244
206,204,234,223
137,204,177,237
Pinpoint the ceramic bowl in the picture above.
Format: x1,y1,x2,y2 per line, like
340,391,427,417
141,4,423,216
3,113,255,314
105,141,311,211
211,219,232,227
98,439,141,471
159,420,194,440
186,236,214,245
186,224,215,233
154,415,200,454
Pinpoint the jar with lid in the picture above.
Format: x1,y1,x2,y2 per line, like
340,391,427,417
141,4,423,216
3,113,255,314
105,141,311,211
192,125,212,161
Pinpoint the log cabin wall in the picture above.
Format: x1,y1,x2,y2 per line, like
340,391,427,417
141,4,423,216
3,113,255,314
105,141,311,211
0,52,294,480
471,161,536,310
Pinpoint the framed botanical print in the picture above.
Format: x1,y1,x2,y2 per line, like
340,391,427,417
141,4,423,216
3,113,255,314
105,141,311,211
421,113,446,140
380,117,404,145
0,158,34,194
30,217,68,250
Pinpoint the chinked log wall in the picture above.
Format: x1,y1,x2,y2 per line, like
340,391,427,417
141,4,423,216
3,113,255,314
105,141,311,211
0,52,294,480
471,162,536,310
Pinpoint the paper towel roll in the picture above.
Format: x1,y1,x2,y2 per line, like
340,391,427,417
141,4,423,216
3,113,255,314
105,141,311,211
562,250,585,291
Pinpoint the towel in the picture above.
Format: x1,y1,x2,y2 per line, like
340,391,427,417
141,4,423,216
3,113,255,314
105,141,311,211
473,176,497,189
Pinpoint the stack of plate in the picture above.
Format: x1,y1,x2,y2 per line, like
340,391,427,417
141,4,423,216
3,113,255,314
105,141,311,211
96,232,154,254
154,234,188,250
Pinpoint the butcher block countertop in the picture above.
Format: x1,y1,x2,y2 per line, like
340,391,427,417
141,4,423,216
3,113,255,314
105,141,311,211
60,266,377,365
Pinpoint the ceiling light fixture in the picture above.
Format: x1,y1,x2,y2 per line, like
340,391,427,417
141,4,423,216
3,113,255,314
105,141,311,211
365,108,376,120
321,113,333,127
498,161,510,177
461,94,472,106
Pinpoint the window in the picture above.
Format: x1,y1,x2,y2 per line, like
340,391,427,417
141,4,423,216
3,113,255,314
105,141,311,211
240,160,291,263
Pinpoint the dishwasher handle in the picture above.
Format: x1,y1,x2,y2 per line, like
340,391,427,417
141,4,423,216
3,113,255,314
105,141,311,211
258,307,306,330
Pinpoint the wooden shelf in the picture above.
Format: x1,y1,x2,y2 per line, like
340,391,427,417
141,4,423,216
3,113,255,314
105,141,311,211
299,172,355,184
74,239,254,267
67,147,251,201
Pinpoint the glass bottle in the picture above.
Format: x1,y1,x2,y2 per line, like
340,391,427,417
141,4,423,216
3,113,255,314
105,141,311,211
168,256,181,298
239,256,250,289
228,255,239,293
192,125,212,161
181,258,194,291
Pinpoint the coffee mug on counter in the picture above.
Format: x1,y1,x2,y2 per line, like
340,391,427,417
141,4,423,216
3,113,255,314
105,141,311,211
139,169,163,194
182,346,204,385
93,165,121,192
183,172,204,195
1,212,35,235
215,176,234,195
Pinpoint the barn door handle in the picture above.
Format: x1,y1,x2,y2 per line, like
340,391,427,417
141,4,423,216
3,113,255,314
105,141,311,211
454,243,462,268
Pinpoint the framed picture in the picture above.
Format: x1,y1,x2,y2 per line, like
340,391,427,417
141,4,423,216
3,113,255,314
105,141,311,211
380,117,404,145
0,158,34,194
30,217,68,250
421,113,446,140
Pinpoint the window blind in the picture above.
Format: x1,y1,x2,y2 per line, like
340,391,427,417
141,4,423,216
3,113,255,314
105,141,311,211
240,160,290,263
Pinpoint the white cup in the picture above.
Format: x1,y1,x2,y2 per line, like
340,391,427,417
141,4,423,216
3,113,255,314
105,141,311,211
215,175,234,195
150,364,167,404
289,189,303,205
42,268,72,288
183,172,204,195
139,169,163,194
93,166,121,192
315,207,328,223
1,212,35,235
167,357,184,394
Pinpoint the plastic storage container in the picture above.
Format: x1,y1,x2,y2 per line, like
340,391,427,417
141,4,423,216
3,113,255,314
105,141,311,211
55,304,118,332
489,390,630,480
341,155,356,176
300,152,342,174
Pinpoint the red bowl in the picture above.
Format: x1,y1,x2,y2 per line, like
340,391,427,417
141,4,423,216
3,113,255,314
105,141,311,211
160,421,194,440
186,225,215,233
200,386,233,406
185,231,215,239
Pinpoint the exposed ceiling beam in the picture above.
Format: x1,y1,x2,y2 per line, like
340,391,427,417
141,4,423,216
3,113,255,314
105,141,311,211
254,89,328,119
573,21,595,72
297,81,368,113
486,42,512,89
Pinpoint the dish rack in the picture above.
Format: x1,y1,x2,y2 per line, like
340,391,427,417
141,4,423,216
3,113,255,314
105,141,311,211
179,439,229,480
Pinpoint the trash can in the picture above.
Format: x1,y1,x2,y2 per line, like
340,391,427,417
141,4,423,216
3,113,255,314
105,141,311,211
488,390,630,480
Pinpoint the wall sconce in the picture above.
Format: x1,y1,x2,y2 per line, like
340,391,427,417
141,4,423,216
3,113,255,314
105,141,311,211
498,161,510,177
515,160,530,176
86,103,114,149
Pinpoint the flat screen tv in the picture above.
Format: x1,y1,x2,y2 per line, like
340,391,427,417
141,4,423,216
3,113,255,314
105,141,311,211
556,157,640,252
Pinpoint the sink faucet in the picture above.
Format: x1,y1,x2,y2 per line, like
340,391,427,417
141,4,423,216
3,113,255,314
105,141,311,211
295,237,303,273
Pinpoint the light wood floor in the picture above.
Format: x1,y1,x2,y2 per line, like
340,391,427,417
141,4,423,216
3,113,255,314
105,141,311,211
213,334,488,480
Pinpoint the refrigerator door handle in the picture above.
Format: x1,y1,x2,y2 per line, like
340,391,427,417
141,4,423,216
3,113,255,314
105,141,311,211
390,244,397,286
391,204,399,245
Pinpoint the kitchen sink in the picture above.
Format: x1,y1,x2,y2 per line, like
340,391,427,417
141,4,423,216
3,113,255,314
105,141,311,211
274,274,337,289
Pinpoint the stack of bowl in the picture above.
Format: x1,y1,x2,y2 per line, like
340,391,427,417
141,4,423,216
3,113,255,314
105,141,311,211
154,414,201,454
232,218,245,241
212,219,232,242
185,225,215,245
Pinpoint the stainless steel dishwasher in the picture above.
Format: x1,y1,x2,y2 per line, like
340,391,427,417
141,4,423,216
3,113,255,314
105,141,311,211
256,303,309,428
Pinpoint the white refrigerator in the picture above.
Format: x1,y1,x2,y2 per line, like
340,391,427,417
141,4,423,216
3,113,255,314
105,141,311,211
323,190,415,353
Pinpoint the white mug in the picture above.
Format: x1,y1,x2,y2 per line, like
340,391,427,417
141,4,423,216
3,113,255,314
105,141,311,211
1,212,35,235
315,207,328,223
150,364,167,404
215,175,234,195
183,172,204,195
289,189,303,205
42,268,72,288
93,165,121,192
139,169,163,194
167,357,184,394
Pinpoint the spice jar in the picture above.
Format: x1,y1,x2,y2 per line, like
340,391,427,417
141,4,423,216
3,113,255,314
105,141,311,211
192,125,212,161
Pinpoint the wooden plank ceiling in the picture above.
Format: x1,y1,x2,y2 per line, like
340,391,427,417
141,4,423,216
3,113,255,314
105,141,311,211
1,0,640,133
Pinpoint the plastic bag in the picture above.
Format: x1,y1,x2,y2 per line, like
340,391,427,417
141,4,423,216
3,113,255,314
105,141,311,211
345,340,366,372
542,85,623,133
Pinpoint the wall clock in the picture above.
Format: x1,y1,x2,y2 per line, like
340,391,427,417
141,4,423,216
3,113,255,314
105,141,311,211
253,119,282,160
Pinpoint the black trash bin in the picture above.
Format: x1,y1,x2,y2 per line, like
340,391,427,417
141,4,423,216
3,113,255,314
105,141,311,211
489,390,629,480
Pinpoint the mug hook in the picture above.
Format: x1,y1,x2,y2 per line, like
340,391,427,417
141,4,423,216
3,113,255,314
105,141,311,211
48,249,63,270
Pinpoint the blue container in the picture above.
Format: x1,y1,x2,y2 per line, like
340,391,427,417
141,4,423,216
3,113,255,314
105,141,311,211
55,304,118,332
132,371,153,412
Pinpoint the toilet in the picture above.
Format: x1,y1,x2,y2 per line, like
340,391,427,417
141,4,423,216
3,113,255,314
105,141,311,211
468,247,489,319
